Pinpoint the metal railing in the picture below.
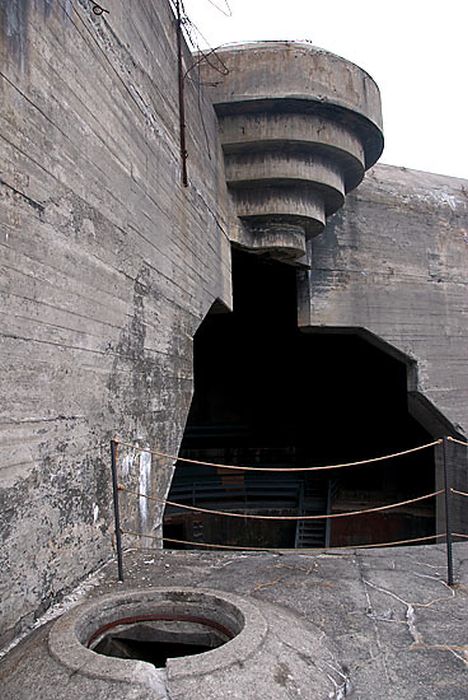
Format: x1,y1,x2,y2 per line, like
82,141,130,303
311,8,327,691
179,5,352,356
110,436,468,585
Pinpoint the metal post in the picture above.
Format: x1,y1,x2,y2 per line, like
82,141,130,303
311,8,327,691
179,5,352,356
442,437,454,586
110,439,124,582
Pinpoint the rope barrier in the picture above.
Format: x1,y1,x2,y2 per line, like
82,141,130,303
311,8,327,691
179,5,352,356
121,530,445,552
447,436,468,448
118,485,443,521
451,488,468,498
113,438,442,473
111,434,467,584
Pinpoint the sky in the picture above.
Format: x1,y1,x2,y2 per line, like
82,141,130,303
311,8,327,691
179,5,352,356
182,0,468,180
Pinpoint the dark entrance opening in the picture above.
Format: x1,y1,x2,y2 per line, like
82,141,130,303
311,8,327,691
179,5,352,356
89,616,233,668
93,636,214,667
164,250,436,550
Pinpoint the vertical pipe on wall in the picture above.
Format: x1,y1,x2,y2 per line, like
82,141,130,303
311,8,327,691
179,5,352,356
175,0,189,187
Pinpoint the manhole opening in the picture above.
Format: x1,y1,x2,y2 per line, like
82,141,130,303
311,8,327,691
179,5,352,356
87,615,236,668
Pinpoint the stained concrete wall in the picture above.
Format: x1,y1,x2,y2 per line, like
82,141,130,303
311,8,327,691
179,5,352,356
298,163,468,438
0,0,233,647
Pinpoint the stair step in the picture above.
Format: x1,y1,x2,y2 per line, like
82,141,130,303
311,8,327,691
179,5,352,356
295,477,331,548
299,527,325,531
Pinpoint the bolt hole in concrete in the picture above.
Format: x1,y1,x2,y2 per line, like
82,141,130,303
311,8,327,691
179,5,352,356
88,614,234,667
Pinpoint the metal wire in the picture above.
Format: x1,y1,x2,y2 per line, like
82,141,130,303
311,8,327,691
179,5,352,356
205,0,232,17
114,438,442,473
118,485,443,521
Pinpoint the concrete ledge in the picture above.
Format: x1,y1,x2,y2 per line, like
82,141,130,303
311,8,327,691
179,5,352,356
200,41,384,264
220,113,365,191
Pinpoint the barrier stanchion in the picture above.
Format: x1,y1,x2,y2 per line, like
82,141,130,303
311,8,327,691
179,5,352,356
110,438,124,582
442,437,454,586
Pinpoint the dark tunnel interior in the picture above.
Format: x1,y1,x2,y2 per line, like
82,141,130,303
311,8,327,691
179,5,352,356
163,250,436,550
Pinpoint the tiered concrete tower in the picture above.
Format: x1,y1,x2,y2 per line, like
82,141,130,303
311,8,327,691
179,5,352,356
200,42,384,264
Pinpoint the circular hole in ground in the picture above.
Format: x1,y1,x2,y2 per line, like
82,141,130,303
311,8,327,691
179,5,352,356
50,589,268,687
85,604,240,668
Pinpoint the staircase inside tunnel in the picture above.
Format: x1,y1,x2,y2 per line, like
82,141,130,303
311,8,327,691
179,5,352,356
163,250,436,550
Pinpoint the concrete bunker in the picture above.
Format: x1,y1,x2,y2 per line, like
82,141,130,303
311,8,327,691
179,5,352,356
164,250,437,550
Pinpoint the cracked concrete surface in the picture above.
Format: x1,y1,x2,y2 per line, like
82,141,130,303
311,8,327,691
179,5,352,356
1,542,467,698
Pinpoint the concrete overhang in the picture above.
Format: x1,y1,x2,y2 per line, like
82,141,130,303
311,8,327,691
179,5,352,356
200,41,384,265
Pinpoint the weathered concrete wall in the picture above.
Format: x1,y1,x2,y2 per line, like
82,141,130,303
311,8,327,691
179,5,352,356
2,0,467,655
0,0,233,647
298,163,468,438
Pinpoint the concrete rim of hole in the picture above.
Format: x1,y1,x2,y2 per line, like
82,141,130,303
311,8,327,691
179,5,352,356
48,587,268,690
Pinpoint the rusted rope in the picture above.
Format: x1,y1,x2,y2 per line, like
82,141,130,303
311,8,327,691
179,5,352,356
121,530,445,552
451,488,468,498
447,436,468,448
118,485,443,521
114,438,441,473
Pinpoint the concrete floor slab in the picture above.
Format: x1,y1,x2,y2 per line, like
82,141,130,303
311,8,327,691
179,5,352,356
1,543,467,699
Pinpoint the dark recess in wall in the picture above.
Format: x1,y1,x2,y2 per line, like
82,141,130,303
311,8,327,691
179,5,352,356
164,250,435,549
